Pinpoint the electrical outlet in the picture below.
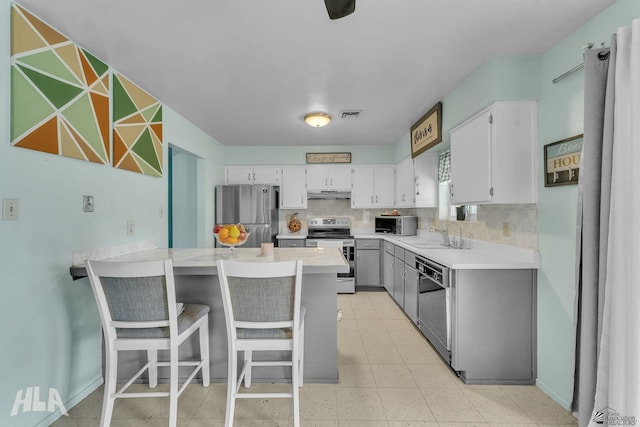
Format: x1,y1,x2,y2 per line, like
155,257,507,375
502,222,510,237
127,220,136,236
83,195,94,212
2,198,19,220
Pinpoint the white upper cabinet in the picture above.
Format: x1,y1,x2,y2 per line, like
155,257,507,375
280,166,307,209
449,101,537,205
394,156,415,207
351,166,395,208
225,166,280,185
306,165,351,191
413,151,439,208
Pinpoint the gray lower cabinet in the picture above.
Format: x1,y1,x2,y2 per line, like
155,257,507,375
383,246,394,295
451,268,536,384
393,249,405,307
403,252,418,324
277,238,305,247
355,239,382,287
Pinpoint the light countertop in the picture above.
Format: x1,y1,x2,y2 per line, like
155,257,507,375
354,232,539,270
70,247,349,278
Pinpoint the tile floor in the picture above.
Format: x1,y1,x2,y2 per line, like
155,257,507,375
51,291,578,427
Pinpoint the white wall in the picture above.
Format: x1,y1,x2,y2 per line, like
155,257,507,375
0,1,225,424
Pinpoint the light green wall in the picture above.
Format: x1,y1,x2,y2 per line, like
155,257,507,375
0,1,225,425
224,144,395,165
393,55,541,162
535,0,640,409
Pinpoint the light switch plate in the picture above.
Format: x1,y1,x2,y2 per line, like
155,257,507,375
2,198,19,220
83,195,94,212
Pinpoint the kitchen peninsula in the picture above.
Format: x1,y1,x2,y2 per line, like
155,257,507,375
70,246,349,384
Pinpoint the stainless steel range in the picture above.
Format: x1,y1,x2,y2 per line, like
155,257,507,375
306,217,355,293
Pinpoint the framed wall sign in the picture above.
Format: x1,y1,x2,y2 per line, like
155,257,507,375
544,134,583,187
410,101,442,158
306,152,352,164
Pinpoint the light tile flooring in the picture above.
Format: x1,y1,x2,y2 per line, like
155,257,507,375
52,291,578,427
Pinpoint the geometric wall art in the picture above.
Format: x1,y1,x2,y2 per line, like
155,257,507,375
11,4,110,165
112,73,163,176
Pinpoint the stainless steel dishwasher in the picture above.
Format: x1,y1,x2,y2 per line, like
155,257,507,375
416,256,451,364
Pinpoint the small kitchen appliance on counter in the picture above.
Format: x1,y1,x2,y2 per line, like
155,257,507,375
374,215,418,235
306,217,355,293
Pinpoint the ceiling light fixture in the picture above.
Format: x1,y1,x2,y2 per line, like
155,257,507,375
304,112,331,128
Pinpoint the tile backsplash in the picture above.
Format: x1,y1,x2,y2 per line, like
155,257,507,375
280,200,538,249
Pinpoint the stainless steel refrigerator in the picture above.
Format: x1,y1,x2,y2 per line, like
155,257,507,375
215,184,278,248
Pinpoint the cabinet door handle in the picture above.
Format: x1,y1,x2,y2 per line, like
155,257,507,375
330,178,333,186
371,195,374,204
325,178,328,186
253,172,256,181
248,173,251,182
375,195,378,203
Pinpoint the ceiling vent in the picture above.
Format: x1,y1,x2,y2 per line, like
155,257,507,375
340,110,361,120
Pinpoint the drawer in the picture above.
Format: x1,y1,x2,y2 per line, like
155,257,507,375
278,239,305,248
404,251,416,266
356,239,381,250
394,245,405,259
383,241,394,253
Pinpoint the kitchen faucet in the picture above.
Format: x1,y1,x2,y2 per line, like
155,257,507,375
447,222,463,249
429,226,450,247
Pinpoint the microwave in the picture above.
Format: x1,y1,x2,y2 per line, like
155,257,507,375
374,216,418,236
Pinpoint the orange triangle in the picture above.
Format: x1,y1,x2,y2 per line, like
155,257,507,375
150,123,163,142
14,117,58,154
79,48,97,86
117,152,142,173
59,119,86,161
113,131,128,166
11,5,47,55
19,5,68,46
90,92,110,159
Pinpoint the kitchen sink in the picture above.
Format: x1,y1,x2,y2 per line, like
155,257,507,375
409,242,450,249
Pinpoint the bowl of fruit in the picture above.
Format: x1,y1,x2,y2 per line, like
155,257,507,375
213,223,250,256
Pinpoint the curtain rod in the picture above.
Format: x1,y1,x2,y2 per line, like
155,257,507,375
552,43,595,84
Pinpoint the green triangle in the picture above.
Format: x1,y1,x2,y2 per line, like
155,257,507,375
11,65,56,141
81,49,108,78
18,50,82,86
134,152,162,177
113,74,139,122
61,93,107,162
141,103,159,122
132,128,161,173
18,64,83,109
151,105,162,123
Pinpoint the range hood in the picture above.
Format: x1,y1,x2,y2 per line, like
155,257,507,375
307,190,351,200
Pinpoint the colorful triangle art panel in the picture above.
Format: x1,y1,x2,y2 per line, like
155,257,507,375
113,73,163,176
10,4,110,165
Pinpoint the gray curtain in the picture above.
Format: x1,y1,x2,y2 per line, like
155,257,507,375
572,42,615,427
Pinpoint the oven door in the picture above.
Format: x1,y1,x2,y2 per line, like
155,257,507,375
418,274,451,362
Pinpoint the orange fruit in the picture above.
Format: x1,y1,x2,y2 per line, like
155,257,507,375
218,228,229,240
226,237,239,244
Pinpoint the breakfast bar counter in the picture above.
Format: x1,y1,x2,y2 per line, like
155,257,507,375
71,246,349,384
